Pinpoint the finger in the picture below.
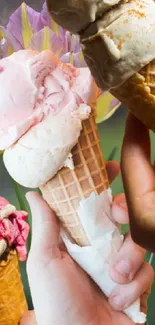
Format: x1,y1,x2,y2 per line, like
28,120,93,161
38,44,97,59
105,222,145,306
109,232,145,284
140,283,152,315
109,262,154,311
121,113,155,252
105,161,120,184
112,193,129,224
26,192,61,257
19,311,37,325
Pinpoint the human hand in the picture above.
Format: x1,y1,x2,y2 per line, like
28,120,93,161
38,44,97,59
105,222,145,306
20,162,154,325
121,113,155,252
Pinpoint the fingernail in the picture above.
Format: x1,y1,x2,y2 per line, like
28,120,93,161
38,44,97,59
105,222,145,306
114,261,131,278
110,295,123,309
25,192,32,201
25,192,36,204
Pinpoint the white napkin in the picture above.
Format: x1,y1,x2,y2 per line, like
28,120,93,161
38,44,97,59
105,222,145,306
62,189,146,324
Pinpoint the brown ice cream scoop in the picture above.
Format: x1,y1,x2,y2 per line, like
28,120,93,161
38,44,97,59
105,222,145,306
47,0,122,33
47,0,155,252
47,0,155,131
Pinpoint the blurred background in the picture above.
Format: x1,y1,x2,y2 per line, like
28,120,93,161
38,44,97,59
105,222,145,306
0,1,155,325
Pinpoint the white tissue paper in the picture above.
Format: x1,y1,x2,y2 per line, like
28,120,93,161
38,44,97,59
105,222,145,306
62,189,146,324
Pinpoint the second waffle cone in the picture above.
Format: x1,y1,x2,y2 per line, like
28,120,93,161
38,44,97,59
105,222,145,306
40,113,109,246
111,59,155,131
0,250,28,325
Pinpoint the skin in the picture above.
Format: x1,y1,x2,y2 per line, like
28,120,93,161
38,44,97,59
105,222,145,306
121,113,155,252
20,162,154,325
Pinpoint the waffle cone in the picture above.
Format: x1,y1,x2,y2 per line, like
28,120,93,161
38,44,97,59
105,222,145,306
40,113,109,246
0,250,28,325
111,59,155,132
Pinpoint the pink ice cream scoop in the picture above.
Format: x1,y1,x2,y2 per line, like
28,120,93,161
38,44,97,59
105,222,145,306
0,196,29,261
0,49,99,150
2,49,100,188
0,50,57,150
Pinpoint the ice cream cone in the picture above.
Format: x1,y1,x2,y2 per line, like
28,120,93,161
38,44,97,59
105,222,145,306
0,249,28,325
111,59,155,132
40,112,109,246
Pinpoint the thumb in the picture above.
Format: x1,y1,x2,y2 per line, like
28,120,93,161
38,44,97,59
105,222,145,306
19,311,37,325
26,192,60,255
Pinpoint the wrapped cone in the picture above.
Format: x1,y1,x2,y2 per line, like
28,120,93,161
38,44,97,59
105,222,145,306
111,59,155,132
0,250,28,325
40,113,109,246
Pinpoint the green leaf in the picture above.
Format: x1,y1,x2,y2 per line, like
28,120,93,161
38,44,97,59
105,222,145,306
145,252,155,265
12,179,26,210
12,179,33,307
107,147,118,161
19,260,33,309
149,253,154,265
36,188,42,196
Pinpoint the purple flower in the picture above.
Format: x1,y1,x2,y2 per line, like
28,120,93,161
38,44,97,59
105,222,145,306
28,27,86,67
7,3,47,48
0,25,21,56
1,2,86,67
41,2,66,37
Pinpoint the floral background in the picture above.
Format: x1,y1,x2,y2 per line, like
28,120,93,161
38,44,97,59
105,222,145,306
0,1,155,325
0,0,43,25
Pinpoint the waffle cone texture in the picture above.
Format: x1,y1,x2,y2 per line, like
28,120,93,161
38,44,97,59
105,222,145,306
0,250,28,325
40,113,109,246
111,59,155,132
